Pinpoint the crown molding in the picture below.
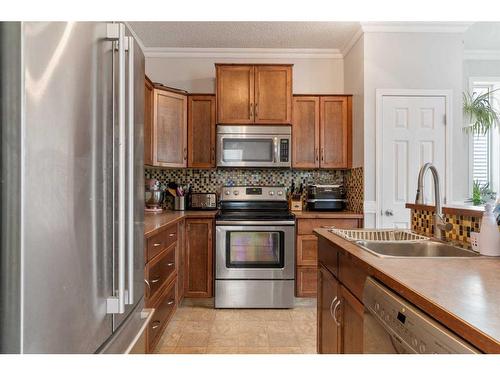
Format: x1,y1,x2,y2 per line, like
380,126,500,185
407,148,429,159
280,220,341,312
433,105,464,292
464,49,500,60
341,27,363,57
361,22,473,33
143,47,343,59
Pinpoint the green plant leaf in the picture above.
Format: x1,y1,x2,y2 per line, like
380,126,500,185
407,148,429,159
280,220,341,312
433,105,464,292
463,89,500,135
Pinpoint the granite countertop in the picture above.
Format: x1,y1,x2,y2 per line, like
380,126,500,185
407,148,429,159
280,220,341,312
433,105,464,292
314,228,500,353
144,210,217,237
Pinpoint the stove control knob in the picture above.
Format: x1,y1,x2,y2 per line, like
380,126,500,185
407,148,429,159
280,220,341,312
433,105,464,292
225,191,231,195
233,190,239,195
277,190,283,196
269,191,275,196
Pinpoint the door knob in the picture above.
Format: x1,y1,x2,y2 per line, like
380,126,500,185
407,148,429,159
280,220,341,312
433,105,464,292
384,209,394,216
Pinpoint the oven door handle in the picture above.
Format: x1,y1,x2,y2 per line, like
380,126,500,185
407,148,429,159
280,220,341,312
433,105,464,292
273,137,278,163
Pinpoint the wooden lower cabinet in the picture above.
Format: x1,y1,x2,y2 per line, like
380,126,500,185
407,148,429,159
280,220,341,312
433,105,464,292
176,220,185,303
146,278,177,353
296,266,318,297
184,218,214,298
296,218,361,297
317,265,341,354
340,285,364,354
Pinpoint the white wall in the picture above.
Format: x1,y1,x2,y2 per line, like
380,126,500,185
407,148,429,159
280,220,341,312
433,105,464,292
343,35,364,169
362,32,467,223
464,60,500,88
146,56,344,94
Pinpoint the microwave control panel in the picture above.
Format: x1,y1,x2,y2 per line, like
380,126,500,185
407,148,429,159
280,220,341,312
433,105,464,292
280,139,289,162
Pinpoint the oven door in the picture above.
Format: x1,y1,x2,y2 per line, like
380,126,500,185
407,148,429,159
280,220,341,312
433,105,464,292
216,134,290,168
215,224,295,279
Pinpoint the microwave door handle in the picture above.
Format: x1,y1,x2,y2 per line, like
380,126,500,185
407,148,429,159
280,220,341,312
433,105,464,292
126,35,135,305
273,137,278,163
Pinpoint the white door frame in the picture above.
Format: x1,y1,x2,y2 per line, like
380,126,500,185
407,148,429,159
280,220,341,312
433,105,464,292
375,89,453,228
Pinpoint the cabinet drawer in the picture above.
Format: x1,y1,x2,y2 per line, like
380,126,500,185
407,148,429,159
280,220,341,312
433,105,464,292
297,235,318,266
146,280,176,353
145,244,176,302
296,266,318,297
146,223,177,262
297,218,359,235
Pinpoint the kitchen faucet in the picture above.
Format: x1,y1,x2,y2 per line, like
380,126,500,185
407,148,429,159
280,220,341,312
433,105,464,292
415,163,453,240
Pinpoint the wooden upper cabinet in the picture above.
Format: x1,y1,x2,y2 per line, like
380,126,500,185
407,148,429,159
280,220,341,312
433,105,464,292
292,96,320,168
188,95,216,168
320,96,352,169
216,65,254,124
144,76,154,166
153,88,187,168
254,65,292,124
216,64,292,125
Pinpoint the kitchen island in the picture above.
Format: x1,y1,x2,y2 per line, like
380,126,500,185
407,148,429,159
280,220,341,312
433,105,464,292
314,228,500,354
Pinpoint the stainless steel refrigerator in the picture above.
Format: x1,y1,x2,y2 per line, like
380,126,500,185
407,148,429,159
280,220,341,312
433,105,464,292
0,22,152,353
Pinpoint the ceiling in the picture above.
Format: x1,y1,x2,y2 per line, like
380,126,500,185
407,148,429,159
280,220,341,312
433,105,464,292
128,22,361,50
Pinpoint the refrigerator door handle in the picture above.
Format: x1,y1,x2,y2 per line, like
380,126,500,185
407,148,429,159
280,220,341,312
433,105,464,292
106,22,126,314
126,35,135,305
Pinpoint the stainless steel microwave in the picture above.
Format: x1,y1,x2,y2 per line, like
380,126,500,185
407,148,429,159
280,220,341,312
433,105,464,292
216,125,291,168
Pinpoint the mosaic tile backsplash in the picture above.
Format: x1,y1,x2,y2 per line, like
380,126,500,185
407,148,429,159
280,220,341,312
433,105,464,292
410,208,497,249
145,167,364,213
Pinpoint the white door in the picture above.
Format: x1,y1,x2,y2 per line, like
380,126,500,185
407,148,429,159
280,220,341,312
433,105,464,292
380,95,447,228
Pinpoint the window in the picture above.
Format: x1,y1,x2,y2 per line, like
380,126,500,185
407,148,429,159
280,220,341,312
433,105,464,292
469,81,500,194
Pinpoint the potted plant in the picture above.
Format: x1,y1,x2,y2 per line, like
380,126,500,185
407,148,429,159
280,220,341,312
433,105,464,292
463,89,500,135
467,180,496,206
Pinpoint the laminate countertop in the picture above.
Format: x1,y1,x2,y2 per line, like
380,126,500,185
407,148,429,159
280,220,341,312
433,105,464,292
314,228,500,353
144,210,217,237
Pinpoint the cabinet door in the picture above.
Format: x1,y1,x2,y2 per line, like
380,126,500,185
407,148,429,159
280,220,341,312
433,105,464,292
216,65,254,124
144,76,154,166
320,96,351,169
292,96,320,168
317,266,341,354
340,285,364,354
296,266,318,297
184,219,213,298
153,88,187,167
188,95,216,168
296,234,318,266
254,65,292,124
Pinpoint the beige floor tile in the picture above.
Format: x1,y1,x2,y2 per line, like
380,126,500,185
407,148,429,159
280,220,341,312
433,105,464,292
300,345,318,354
206,346,239,354
185,307,216,321
238,331,269,347
290,308,316,321
238,320,267,331
211,320,240,334
181,320,213,333
267,330,300,347
174,346,207,354
268,347,303,354
171,308,191,321
214,309,240,321
292,321,316,336
207,332,239,347
239,309,291,321
296,336,316,348
238,347,271,354
177,331,210,347
155,346,176,354
157,330,182,348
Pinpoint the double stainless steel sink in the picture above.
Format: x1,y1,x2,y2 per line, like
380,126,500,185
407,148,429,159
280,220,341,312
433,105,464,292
329,229,479,258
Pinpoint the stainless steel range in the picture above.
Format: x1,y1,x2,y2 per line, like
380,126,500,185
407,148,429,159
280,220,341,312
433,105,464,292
215,186,295,308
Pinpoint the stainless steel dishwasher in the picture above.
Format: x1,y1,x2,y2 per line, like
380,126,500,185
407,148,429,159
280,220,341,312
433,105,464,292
362,277,479,354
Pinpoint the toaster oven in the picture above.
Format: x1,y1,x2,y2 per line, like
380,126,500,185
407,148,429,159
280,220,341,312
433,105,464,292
188,192,217,210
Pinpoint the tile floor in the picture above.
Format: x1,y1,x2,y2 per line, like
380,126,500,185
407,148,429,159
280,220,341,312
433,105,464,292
155,300,317,354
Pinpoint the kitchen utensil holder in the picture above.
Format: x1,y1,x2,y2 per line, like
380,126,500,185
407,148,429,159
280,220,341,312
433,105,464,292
174,196,186,211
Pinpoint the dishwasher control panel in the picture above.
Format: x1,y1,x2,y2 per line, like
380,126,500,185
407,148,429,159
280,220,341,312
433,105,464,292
363,277,479,354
